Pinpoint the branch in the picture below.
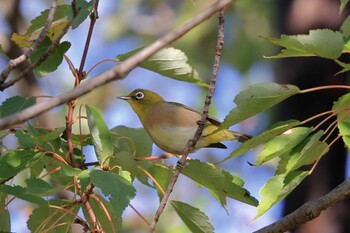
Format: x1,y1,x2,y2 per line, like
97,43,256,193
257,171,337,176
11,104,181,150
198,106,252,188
148,8,226,233
0,0,232,130
0,0,58,84
255,177,350,233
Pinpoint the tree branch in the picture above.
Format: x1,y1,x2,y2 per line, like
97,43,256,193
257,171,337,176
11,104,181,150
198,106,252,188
148,8,226,233
0,0,232,130
255,177,350,233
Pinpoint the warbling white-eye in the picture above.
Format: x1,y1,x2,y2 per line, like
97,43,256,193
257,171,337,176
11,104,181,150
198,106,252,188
118,89,250,155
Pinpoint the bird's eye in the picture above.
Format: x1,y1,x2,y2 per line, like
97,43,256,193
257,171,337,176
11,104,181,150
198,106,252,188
135,91,145,100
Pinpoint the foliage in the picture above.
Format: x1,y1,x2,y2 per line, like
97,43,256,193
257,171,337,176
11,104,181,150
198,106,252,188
0,1,350,233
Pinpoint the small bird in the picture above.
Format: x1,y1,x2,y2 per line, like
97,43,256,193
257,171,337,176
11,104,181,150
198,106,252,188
118,89,251,155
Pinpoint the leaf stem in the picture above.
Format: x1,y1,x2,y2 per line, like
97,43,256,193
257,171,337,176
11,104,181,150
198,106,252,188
299,85,350,94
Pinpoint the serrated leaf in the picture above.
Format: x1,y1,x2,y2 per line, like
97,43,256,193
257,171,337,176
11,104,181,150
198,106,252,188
148,164,173,200
0,185,47,205
254,127,312,165
223,120,300,162
26,177,53,196
30,37,71,77
263,29,344,59
117,47,208,87
0,96,36,118
171,200,214,233
67,0,96,29
341,15,350,38
333,93,350,150
86,105,114,164
182,160,258,207
255,171,308,220
90,170,136,217
219,83,299,131
27,199,78,233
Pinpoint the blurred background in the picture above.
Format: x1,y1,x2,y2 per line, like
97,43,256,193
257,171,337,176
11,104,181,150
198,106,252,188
0,0,349,232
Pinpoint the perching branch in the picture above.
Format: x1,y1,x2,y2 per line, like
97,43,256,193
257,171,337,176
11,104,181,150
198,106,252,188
148,8,226,233
0,0,58,85
0,0,232,130
255,177,350,233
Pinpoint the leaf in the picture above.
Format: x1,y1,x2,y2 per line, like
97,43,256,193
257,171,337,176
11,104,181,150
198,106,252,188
110,126,153,156
223,120,300,161
0,185,47,205
340,0,350,14
117,47,208,87
0,96,36,118
0,208,10,232
148,164,173,200
27,199,78,233
67,0,96,29
78,170,91,192
219,83,300,130
181,160,258,207
0,151,42,183
26,177,53,196
333,93,350,150
255,171,308,220
341,15,350,38
86,105,114,164
171,200,214,233
90,170,136,218
254,127,312,165
83,193,119,232
262,29,344,59
0,43,7,57
30,37,71,77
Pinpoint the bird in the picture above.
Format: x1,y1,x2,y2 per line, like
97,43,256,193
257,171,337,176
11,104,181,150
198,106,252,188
117,89,251,155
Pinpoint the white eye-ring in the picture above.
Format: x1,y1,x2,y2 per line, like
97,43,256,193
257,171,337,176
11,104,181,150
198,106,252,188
135,91,145,100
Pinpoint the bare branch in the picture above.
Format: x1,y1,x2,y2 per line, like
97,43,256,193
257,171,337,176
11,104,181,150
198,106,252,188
148,8,226,233
0,0,58,84
255,177,350,233
0,0,232,130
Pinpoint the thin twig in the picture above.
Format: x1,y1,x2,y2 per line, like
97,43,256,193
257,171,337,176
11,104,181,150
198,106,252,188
254,177,350,233
148,9,226,233
0,0,58,84
0,0,232,130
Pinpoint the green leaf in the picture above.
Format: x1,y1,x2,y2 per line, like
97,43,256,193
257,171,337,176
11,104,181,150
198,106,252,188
67,0,96,29
340,0,350,14
0,44,6,57
333,93,350,150
171,200,214,233
90,170,136,217
83,193,120,232
110,126,153,157
0,209,10,232
341,15,350,38
0,185,47,205
26,177,53,196
27,199,78,233
255,171,308,220
148,164,173,200
86,105,114,164
262,29,344,59
0,96,36,118
254,127,312,165
117,47,208,87
78,170,91,192
30,37,71,77
182,160,258,207
223,120,300,161
219,83,299,130
0,151,43,183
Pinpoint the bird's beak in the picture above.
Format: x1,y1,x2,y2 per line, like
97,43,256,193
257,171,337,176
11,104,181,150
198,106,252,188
117,95,132,101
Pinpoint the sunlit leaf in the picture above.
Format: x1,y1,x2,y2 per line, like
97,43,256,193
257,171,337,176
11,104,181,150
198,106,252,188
219,83,299,130
341,15,350,38
262,29,344,59
223,120,300,161
117,47,208,87
340,0,350,14
86,105,114,164
171,200,214,233
254,127,312,165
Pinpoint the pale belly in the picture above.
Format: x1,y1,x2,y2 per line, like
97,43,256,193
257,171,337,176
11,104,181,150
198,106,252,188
146,124,205,154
